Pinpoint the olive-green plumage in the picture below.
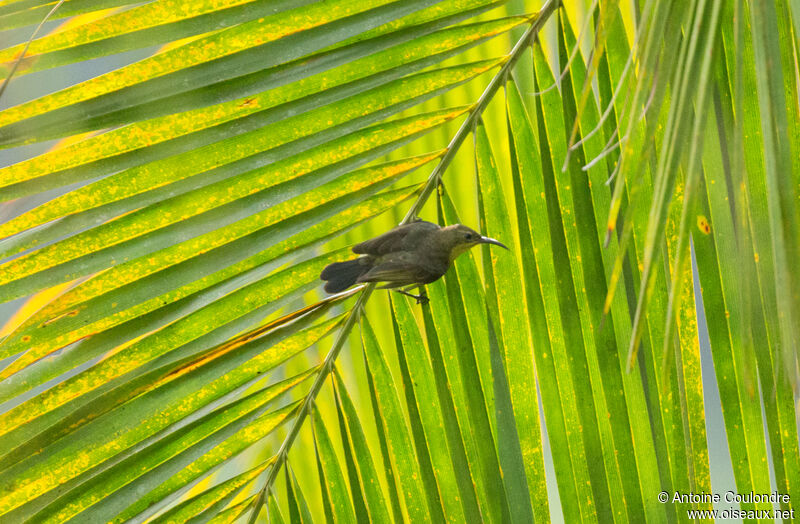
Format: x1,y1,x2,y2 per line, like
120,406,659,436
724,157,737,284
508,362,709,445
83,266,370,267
320,220,507,302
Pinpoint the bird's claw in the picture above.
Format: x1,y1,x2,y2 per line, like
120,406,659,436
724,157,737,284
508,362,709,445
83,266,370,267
396,289,429,305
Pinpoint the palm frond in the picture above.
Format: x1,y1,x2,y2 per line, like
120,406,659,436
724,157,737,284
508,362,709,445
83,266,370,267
0,0,798,521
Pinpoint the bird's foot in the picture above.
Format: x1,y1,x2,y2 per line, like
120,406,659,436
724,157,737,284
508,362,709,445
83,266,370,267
396,289,429,305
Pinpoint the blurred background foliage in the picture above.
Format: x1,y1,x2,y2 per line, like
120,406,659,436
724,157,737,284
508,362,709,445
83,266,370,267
0,0,798,522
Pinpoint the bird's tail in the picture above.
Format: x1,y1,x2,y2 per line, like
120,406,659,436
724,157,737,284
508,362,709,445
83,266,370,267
320,258,371,293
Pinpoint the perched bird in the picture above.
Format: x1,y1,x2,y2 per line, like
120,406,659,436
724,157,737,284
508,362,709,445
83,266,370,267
320,220,508,303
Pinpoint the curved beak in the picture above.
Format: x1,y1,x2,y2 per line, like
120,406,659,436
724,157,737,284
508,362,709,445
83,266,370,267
479,236,508,250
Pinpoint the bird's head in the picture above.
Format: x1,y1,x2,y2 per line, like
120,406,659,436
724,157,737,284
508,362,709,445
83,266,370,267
439,224,508,262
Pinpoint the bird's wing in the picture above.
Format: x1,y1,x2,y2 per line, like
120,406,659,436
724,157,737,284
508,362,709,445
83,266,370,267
352,220,439,255
355,261,425,286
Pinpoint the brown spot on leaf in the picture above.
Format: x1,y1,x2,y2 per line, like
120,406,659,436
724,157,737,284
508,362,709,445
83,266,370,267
697,215,711,234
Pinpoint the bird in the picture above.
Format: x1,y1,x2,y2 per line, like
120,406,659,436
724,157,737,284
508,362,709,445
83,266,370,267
320,219,508,303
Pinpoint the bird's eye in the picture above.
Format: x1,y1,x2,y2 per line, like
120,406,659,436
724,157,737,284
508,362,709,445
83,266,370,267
464,233,472,240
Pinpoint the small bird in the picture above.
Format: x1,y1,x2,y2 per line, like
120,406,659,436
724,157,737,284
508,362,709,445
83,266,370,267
320,220,508,303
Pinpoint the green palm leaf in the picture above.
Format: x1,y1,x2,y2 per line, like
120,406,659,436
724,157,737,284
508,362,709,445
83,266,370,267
1,0,798,521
